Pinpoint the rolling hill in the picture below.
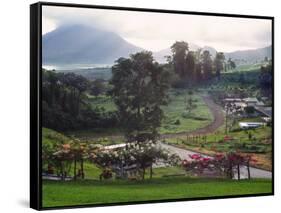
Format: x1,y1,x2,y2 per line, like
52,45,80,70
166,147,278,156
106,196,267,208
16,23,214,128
225,46,272,63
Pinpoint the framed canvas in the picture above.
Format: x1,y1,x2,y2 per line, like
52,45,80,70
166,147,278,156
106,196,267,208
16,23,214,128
30,2,274,210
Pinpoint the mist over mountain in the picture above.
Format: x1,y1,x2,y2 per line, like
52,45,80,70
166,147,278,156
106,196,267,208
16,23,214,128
42,24,143,67
43,24,272,68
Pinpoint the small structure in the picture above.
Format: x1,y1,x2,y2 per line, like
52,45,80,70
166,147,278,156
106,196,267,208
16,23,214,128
224,98,242,103
234,102,247,108
239,122,265,129
255,106,272,118
256,101,265,107
261,97,269,102
262,117,271,123
42,173,72,181
103,143,126,150
243,98,259,107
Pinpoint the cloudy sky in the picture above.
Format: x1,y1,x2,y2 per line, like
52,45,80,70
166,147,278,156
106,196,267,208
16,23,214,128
42,5,272,52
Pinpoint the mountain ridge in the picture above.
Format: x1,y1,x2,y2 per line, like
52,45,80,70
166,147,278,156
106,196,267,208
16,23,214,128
43,24,272,67
43,24,143,66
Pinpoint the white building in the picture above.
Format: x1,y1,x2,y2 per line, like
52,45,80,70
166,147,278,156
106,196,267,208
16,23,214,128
239,122,266,129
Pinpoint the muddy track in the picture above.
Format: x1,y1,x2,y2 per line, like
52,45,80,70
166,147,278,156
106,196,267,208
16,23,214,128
161,96,225,139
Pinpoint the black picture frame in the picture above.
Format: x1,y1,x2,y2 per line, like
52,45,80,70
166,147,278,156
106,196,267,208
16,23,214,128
30,1,274,210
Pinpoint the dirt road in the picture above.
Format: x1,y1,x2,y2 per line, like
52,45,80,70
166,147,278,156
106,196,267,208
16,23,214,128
161,95,225,139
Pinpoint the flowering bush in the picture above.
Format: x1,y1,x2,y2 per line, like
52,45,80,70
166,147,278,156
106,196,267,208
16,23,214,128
182,152,256,179
44,136,181,181
90,141,180,180
182,154,214,176
223,135,233,142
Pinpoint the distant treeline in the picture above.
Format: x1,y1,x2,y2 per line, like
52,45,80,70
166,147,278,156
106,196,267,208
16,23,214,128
42,69,117,131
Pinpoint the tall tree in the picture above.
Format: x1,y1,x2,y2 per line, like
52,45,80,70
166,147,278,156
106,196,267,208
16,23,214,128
201,50,213,80
185,90,197,114
194,49,203,83
89,79,106,97
214,52,225,79
185,51,196,82
259,63,272,97
170,41,189,78
60,73,89,116
227,58,236,70
110,51,171,142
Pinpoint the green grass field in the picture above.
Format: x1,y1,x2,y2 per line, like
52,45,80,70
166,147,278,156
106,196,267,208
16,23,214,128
55,161,186,180
84,89,213,138
160,90,213,134
88,95,117,112
43,177,272,207
200,65,263,98
228,63,266,73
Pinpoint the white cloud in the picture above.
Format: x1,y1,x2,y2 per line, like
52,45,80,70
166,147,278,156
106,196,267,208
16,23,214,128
42,15,56,34
42,5,272,52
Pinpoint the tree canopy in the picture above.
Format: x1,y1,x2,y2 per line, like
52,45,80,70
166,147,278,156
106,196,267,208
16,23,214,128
110,51,171,142
42,70,117,131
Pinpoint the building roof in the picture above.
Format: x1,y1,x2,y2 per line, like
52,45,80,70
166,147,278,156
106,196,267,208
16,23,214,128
104,143,126,150
243,97,258,103
224,98,242,102
239,122,265,128
234,102,247,107
261,97,269,101
256,101,265,106
255,106,272,117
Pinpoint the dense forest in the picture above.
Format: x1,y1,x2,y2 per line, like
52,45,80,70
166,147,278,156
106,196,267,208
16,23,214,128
42,70,118,131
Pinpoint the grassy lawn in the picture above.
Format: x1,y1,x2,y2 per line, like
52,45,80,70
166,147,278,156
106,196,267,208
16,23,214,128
83,89,213,138
88,95,117,112
62,161,186,180
200,66,262,97
43,177,272,207
160,90,213,134
229,63,266,73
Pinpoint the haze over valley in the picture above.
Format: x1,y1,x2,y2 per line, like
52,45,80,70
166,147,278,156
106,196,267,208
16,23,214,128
42,24,272,70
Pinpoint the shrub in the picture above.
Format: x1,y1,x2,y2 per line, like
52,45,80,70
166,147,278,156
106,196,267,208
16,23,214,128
100,168,113,180
182,152,257,180
174,119,181,125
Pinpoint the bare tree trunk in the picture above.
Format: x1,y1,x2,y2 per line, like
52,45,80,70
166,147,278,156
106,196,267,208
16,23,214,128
73,159,77,180
225,112,228,134
80,159,84,179
150,164,153,179
142,168,145,180
61,162,64,181
237,164,240,180
77,92,81,116
228,164,233,179
247,162,251,180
